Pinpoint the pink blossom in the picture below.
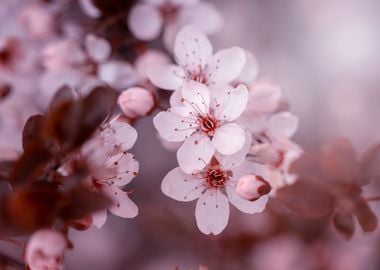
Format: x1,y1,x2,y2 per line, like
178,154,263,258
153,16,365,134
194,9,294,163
161,153,268,235
134,49,170,82
236,174,272,201
147,26,246,90
25,229,68,270
154,82,248,173
128,0,222,48
118,87,156,119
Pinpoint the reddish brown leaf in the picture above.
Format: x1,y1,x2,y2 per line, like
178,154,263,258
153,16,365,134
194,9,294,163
354,199,377,232
360,143,380,185
48,85,75,112
333,210,355,240
276,180,335,218
22,115,46,151
0,161,14,182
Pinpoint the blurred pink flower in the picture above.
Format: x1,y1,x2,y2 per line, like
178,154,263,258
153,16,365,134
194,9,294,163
147,26,245,90
78,0,101,18
154,82,248,173
118,87,156,119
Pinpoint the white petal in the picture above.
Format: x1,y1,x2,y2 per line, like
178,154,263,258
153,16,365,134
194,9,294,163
105,153,139,186
174,25,212,72
212,123,245,155
104,185,138,218
98,60,139,90
85,34,111,63
267,112,299,138
99,121,138,154
169,89,183,107
195,189,229,235
177,133,215,173
128,3,163,40
231,161,269,183
135,49,170,80
78,0,101,18
217,131,252,169
181,81,210,114
153,107,196,142
147,64,185,90
169,0,200,6
92,210,107,229
161,167,204,201
213,84,248,121
246,80,282,114
206,47,246,85
234,51,259,84
178,2,223,35
226,185,268,214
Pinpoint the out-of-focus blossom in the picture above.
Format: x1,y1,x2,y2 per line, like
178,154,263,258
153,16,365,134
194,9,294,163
233,50,259,86
161,154,268,235
78,0,101,18
25,229,69,270
154,82,248,173
118,87,156,119
128,0,223,49
134,49,170,83
236,174,271,201
147,26,245,90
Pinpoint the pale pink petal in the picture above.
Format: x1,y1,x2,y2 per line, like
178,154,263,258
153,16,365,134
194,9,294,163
85,34,111,63
217,131,251,169
98,60,139,90
78,0,101,18
234,51,259,84
246,80,282,114
267,112,299,138
169,89,183,107
178,2,223,34
128,3,163,41
181,81,210,114
118,87,155,119
104,185,138,218
226,185,268,214
99,121,138,154
174,25,213,72
92,210,107,229
177,133,215,173
153,107,196,142
162,21,180,52
212,123,245,155
161,167,204,201
135,50,170,81
206,47,246,85
169,0,200,6
105,152,139,186
231,161,269,183
195,189,229,235
147,64,185,90
213,84,248,121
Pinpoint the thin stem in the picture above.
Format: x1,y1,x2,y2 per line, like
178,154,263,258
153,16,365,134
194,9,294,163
0,238,24,247
364,195,380,202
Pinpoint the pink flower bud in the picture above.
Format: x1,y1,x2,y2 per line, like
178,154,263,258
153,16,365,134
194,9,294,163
118,87,155,119
236,175,271,201
25,229,68,270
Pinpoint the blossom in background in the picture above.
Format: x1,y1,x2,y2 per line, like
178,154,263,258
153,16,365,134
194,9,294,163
154,81,248,173
147,25,246,91
78,0,101,18
128,0,223,49
25,229,69,270
161,147,269,235
118,87,156,120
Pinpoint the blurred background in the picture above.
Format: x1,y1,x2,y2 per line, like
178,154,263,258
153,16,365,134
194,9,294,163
1,0,380,269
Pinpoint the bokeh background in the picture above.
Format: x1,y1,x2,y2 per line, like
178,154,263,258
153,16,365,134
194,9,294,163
1,0,380,269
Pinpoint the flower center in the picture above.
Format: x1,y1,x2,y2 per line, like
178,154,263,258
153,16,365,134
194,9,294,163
198,114,219,136
190,72,208,84
206,168,228,188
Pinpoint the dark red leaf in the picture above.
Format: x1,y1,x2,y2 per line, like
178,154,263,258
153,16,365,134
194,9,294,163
48,85,75,112
0,161,14,182
360,143,380,185
22,115,46,151
276,180,335,218
354,199,378,232
333,210,355,240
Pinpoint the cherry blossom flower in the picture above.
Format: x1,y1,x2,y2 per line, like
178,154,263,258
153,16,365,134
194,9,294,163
147,26,246,91
25,229,69,270
161,152,269,235
154,82,248,173
128,0,222,48
118,87,156,119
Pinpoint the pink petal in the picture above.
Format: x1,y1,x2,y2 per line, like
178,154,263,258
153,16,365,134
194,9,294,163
105,152,139,186
161,167,204,201
212,123,245,155
195,189,229,235
213,84,248,121
169,89,183,107
128,3,163,41
206,47,246,85
234,51,259,84
226,185,268,214
147,64,185,90
181,81,210,114
177,133,215,173
153,107,196,142
267,112,299,138
92,210,107,229
104,185,138,218
135,50,170,81
174,25,213,72
85,34,111,63
99,121,138,154
217,131,252,169
179,2,223,35
98,60,139,90
78,0,101,18
169,0,200,6
246,80,282,114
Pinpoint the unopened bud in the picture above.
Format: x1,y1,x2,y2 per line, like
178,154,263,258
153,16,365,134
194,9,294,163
118,87,155,119
236,175,271,201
